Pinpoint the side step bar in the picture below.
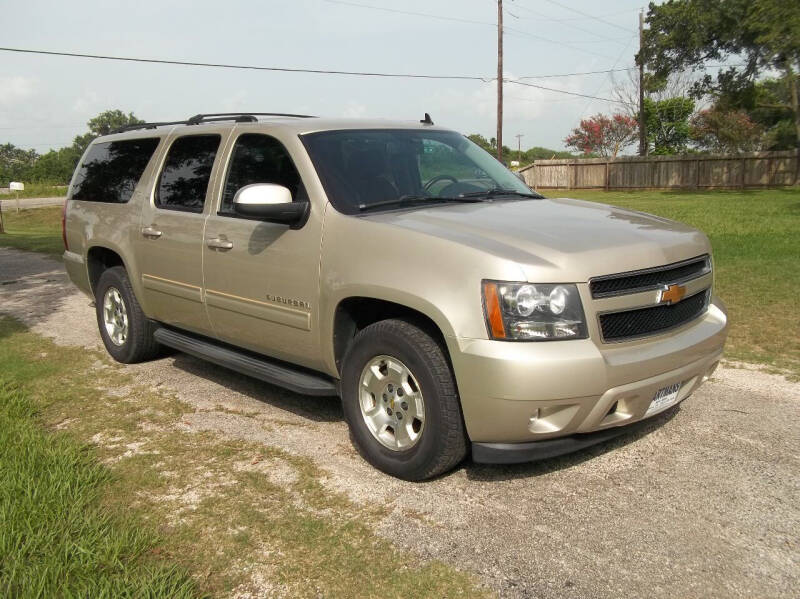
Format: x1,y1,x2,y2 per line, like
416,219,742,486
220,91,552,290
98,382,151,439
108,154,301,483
153,327,338,396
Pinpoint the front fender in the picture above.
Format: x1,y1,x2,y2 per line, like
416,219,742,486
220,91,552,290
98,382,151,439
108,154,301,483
319,286,459,376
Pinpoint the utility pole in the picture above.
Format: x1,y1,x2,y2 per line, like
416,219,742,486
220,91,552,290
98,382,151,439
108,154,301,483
515,134,524,164
638,9,647,156
497,0,504,161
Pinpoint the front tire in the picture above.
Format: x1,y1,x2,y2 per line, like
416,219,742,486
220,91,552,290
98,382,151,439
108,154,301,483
95,266,160,363
341,319,467,480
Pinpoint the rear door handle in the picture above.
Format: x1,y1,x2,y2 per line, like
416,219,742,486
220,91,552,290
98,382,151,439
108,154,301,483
207,237,233,250
141,226,162,239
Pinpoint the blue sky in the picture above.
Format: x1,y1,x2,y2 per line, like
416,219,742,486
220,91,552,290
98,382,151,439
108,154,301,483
0,0,644,153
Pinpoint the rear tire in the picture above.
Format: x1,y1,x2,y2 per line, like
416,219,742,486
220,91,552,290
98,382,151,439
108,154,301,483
95,266,160,363
340,319,467,480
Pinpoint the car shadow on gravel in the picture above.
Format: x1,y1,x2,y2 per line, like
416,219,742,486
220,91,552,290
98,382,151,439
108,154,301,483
145,344,683,481
168,352,344,423
461,407,680,482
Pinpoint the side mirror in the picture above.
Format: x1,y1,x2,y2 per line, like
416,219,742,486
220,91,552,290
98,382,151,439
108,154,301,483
233,184,309,228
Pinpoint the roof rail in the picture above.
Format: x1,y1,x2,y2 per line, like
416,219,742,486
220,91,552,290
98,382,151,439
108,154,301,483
111,120,185,134
110,112,317,134
187,112,316,123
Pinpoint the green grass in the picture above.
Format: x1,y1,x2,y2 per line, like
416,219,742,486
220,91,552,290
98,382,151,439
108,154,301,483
0,206,64,255
0,329,200,597
0,317,485,597
1,183,67,199
561,188,800,377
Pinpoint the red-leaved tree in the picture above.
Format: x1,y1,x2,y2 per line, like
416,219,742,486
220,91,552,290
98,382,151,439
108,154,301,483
564,113,639,157
689,107,763,153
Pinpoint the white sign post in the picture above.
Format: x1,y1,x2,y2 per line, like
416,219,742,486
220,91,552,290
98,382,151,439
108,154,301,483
10,181,24,213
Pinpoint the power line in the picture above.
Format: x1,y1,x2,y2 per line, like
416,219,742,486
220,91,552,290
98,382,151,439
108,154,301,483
10,142,74,148
0,46,493,82
0,46,630,93
578,34,638,117
509,3,641,22
518,67,633,80
515,62,744,81
320,0,497,28
501,26,616,59
507,1,632,44
539,0,636,33
0,47,745,110
506,94,587,104
0,124,85,130
505,79,632,105
320,0,618,57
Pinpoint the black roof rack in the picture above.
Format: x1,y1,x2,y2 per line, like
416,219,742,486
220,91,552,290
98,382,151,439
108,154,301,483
111,112,317,134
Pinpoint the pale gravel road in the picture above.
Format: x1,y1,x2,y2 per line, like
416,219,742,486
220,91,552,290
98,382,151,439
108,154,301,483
1,246,798,599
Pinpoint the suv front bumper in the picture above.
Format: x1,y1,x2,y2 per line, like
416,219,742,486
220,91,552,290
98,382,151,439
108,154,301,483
447,296,727,459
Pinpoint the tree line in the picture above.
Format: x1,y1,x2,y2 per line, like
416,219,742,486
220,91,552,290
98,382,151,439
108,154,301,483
0,110,143,187
564,0,798,158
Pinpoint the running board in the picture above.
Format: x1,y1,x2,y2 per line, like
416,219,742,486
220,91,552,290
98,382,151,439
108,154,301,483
153,328,338,396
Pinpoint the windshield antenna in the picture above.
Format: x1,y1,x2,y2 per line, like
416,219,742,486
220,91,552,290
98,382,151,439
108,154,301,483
420,112,434,125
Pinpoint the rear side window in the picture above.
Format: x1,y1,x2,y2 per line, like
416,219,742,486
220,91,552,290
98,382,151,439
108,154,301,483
220,134,305,215
71,138,159,203
156,134,221,213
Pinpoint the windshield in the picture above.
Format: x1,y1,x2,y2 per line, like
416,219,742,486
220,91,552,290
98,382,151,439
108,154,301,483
300,129,539,214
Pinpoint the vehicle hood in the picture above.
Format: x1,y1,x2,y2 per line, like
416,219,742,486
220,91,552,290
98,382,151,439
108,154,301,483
362,197,711,282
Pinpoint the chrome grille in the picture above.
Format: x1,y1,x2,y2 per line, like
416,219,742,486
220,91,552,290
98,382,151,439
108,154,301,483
599,290,710,342
590,255,710,298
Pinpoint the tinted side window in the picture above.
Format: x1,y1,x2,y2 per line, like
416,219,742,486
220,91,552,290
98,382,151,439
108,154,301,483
156,135,221,213
71,138,159,203
220,134,305,215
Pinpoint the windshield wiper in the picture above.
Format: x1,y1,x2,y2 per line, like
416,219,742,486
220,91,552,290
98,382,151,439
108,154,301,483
458,187,543,199
358,195,485,213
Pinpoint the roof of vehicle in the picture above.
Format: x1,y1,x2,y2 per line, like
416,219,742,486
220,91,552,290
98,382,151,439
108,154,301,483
97,113,450,143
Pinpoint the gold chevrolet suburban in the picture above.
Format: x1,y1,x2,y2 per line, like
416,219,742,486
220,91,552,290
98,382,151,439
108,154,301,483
62,112,728,480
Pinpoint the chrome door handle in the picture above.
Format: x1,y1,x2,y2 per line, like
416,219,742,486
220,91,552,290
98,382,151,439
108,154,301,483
141,226,162,239
207,237,233,250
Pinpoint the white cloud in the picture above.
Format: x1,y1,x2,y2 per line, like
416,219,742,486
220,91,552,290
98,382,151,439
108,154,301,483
0,76,36,105
220,90,249,112
72,90,101,113
342,101,367,118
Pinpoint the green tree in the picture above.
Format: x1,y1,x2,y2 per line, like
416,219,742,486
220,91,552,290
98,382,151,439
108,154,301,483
716,77,797,150
643,97,695,154
0,143,39,186
29,147,83,183
467,134,577,165
522,147,576,161
71,110,144,156
466,134,493,154
640,0,800,150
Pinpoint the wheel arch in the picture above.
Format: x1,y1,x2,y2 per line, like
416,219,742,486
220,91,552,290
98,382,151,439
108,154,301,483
330,295,455,376
86,245,127,293
85,244,150,315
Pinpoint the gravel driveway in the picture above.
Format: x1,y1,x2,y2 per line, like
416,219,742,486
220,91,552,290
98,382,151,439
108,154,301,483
1,246,798,599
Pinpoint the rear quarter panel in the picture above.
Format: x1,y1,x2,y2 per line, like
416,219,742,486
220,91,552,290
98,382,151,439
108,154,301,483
64,136,168,312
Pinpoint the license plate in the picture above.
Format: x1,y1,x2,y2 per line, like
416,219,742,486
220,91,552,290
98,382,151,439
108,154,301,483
645,382,682,417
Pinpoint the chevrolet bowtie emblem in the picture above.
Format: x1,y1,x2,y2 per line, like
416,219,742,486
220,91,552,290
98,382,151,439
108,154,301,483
658,283,687,305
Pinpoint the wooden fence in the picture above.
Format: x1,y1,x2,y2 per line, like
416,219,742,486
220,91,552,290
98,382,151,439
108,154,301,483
519,150,799,190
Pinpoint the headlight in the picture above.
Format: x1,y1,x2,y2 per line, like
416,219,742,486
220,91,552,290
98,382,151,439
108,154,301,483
482,281,588,341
